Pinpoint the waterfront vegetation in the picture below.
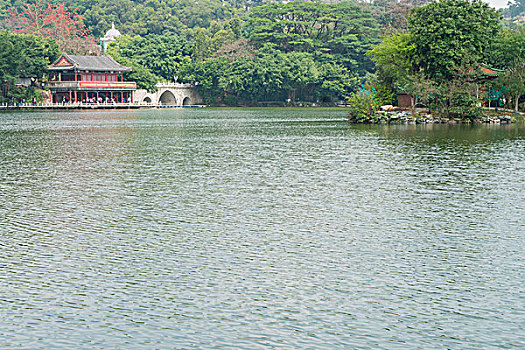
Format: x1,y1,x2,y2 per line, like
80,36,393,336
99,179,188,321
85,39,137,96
0,0,525,116
0,31,59,103
359,0,525,122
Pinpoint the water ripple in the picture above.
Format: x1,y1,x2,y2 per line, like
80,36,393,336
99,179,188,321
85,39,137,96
0,109,524,349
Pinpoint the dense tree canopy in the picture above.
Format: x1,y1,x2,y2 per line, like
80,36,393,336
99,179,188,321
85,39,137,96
1,0,522,109
0,31,59,103
179,47,358,105
409,0,501,81
246,1,379,75
99,1,375,104
368,0,525,115
70,0,240,37
5,0,98,54
492,27,525,111
117,34,192,80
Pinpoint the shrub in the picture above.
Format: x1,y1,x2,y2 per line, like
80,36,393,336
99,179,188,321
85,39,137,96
347,88,380,122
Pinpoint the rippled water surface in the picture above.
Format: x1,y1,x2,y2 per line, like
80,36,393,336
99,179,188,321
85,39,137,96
0,109,524,349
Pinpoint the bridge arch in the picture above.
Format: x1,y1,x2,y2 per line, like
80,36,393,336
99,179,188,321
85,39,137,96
182,96,191,106
143,96,152,103
159,90,177,106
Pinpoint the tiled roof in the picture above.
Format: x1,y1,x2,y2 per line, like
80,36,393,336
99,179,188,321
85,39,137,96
480,66,503,77
49,53,131,72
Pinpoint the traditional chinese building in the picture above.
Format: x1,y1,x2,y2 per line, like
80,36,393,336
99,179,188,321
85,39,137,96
48,53,136,104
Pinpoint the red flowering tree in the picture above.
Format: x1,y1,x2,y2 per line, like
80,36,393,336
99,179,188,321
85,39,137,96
6,0,100,55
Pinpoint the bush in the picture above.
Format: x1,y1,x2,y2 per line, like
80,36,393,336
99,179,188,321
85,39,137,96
223,94,238,106
347,90,380,122
449,92,484,120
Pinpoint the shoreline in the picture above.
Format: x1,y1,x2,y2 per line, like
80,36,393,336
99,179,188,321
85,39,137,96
1,105,524,125
348,109,525,124
0,103,207,111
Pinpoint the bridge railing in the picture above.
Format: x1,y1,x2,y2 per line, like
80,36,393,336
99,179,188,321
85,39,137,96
156,82,194,88
0,101,205,108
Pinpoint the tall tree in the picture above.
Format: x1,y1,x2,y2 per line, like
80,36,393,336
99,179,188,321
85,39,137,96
367,32,418,107
409,0,501,81
494,27,525,111
369,0,415,34
116,34,192,80
0,31,22,88
106,36,160,91
0,31,59,102
246,1,379,75
6,0,97,54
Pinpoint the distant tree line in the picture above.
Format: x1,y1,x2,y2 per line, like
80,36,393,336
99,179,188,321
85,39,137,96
0,0,524,108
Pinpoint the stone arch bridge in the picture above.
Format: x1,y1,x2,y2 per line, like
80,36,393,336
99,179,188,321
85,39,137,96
135,83,203,107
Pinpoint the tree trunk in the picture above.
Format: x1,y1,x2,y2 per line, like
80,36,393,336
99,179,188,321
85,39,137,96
410,95,415,115
515,94,520,112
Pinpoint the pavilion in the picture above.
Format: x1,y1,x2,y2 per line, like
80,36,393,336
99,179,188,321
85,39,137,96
47,53,136,104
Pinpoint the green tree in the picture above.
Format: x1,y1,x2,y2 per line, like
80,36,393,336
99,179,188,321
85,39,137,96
210,29,236,53
494,27,525,111
409,0,501,81
347,87,380,122
0,31,59,103
246,1,379,75
69,0,240,37
317,62,358,103
190,27,213,61
0,31,23,102
179,57,230,104
367,33,418,107
107,37,160,91
17,34,59,79
118,34,192,80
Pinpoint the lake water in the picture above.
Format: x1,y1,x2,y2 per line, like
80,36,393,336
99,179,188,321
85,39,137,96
0,108,524,349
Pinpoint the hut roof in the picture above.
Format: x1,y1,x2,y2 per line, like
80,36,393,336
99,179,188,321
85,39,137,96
49,53,131,72
480,66,503,77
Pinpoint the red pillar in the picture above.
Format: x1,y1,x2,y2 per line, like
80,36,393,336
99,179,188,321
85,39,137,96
131,91,133,103
69,90,72,102
74,90,77,103
96,91,99,102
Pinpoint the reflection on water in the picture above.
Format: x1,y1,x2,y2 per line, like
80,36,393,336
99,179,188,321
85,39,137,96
0,109,524,349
